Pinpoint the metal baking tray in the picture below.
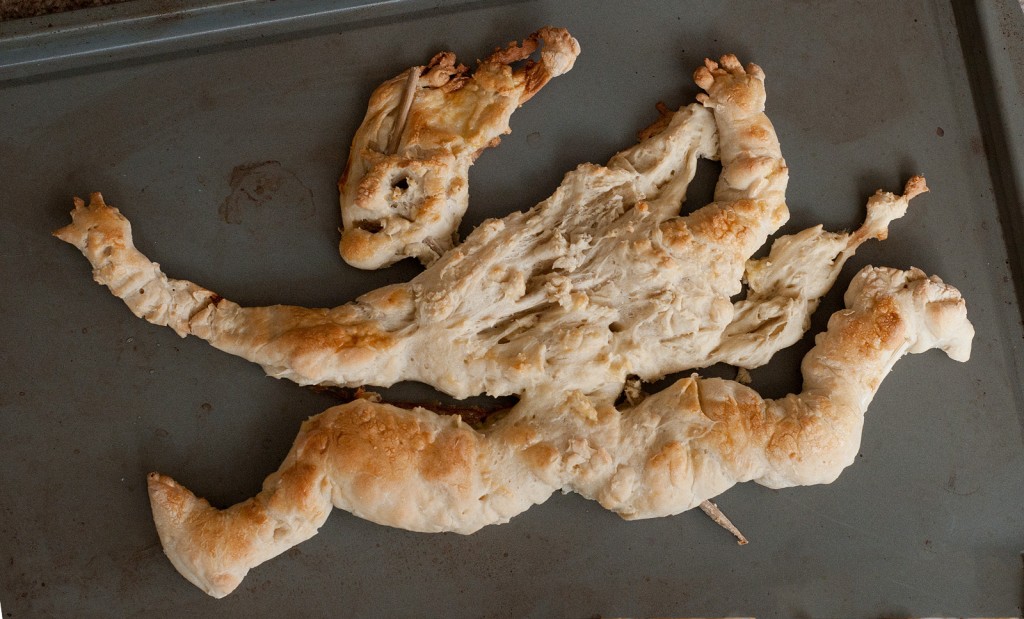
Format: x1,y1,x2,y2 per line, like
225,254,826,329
2,0,1022,616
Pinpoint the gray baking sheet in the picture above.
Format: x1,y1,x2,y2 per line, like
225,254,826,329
2,0,1023,616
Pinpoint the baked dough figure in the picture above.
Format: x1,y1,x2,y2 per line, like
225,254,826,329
55,53,973,597
339,27,580,269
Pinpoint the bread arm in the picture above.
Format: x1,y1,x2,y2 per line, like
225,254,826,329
53,195,220,338
712,176,927,368
54,193,414,388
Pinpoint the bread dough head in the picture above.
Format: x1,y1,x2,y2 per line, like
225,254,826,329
338,27,580,269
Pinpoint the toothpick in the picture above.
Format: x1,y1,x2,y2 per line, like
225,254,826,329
700,499,749,545
386,66,422,155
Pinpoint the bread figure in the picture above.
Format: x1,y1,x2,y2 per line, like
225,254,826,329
55,50,973,598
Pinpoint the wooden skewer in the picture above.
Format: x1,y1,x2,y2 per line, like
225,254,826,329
386,66,422,155
620,382,748,545
700,499,749,545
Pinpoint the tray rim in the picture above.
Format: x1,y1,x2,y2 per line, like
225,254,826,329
0,0,513,83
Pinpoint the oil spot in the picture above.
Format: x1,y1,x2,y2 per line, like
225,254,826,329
945,469,981,496
219,160,315,225
526,131,542,148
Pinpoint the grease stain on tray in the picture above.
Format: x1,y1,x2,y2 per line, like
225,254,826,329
219,160,314,225
945,469,981,496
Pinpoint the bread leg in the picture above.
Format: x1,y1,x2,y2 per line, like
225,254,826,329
148,398,558,597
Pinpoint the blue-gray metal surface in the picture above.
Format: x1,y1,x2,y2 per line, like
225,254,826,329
1,1,1022,616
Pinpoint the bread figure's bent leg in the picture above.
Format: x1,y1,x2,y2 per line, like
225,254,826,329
148,398,559,598
578,266,972,518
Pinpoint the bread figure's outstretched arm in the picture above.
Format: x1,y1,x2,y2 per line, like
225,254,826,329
147,266,971,597
711,176,928,368
654,55,790,303
54,193,415,388
339,27,580,269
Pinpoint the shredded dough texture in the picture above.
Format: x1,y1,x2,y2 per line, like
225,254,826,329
55,46,973,598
